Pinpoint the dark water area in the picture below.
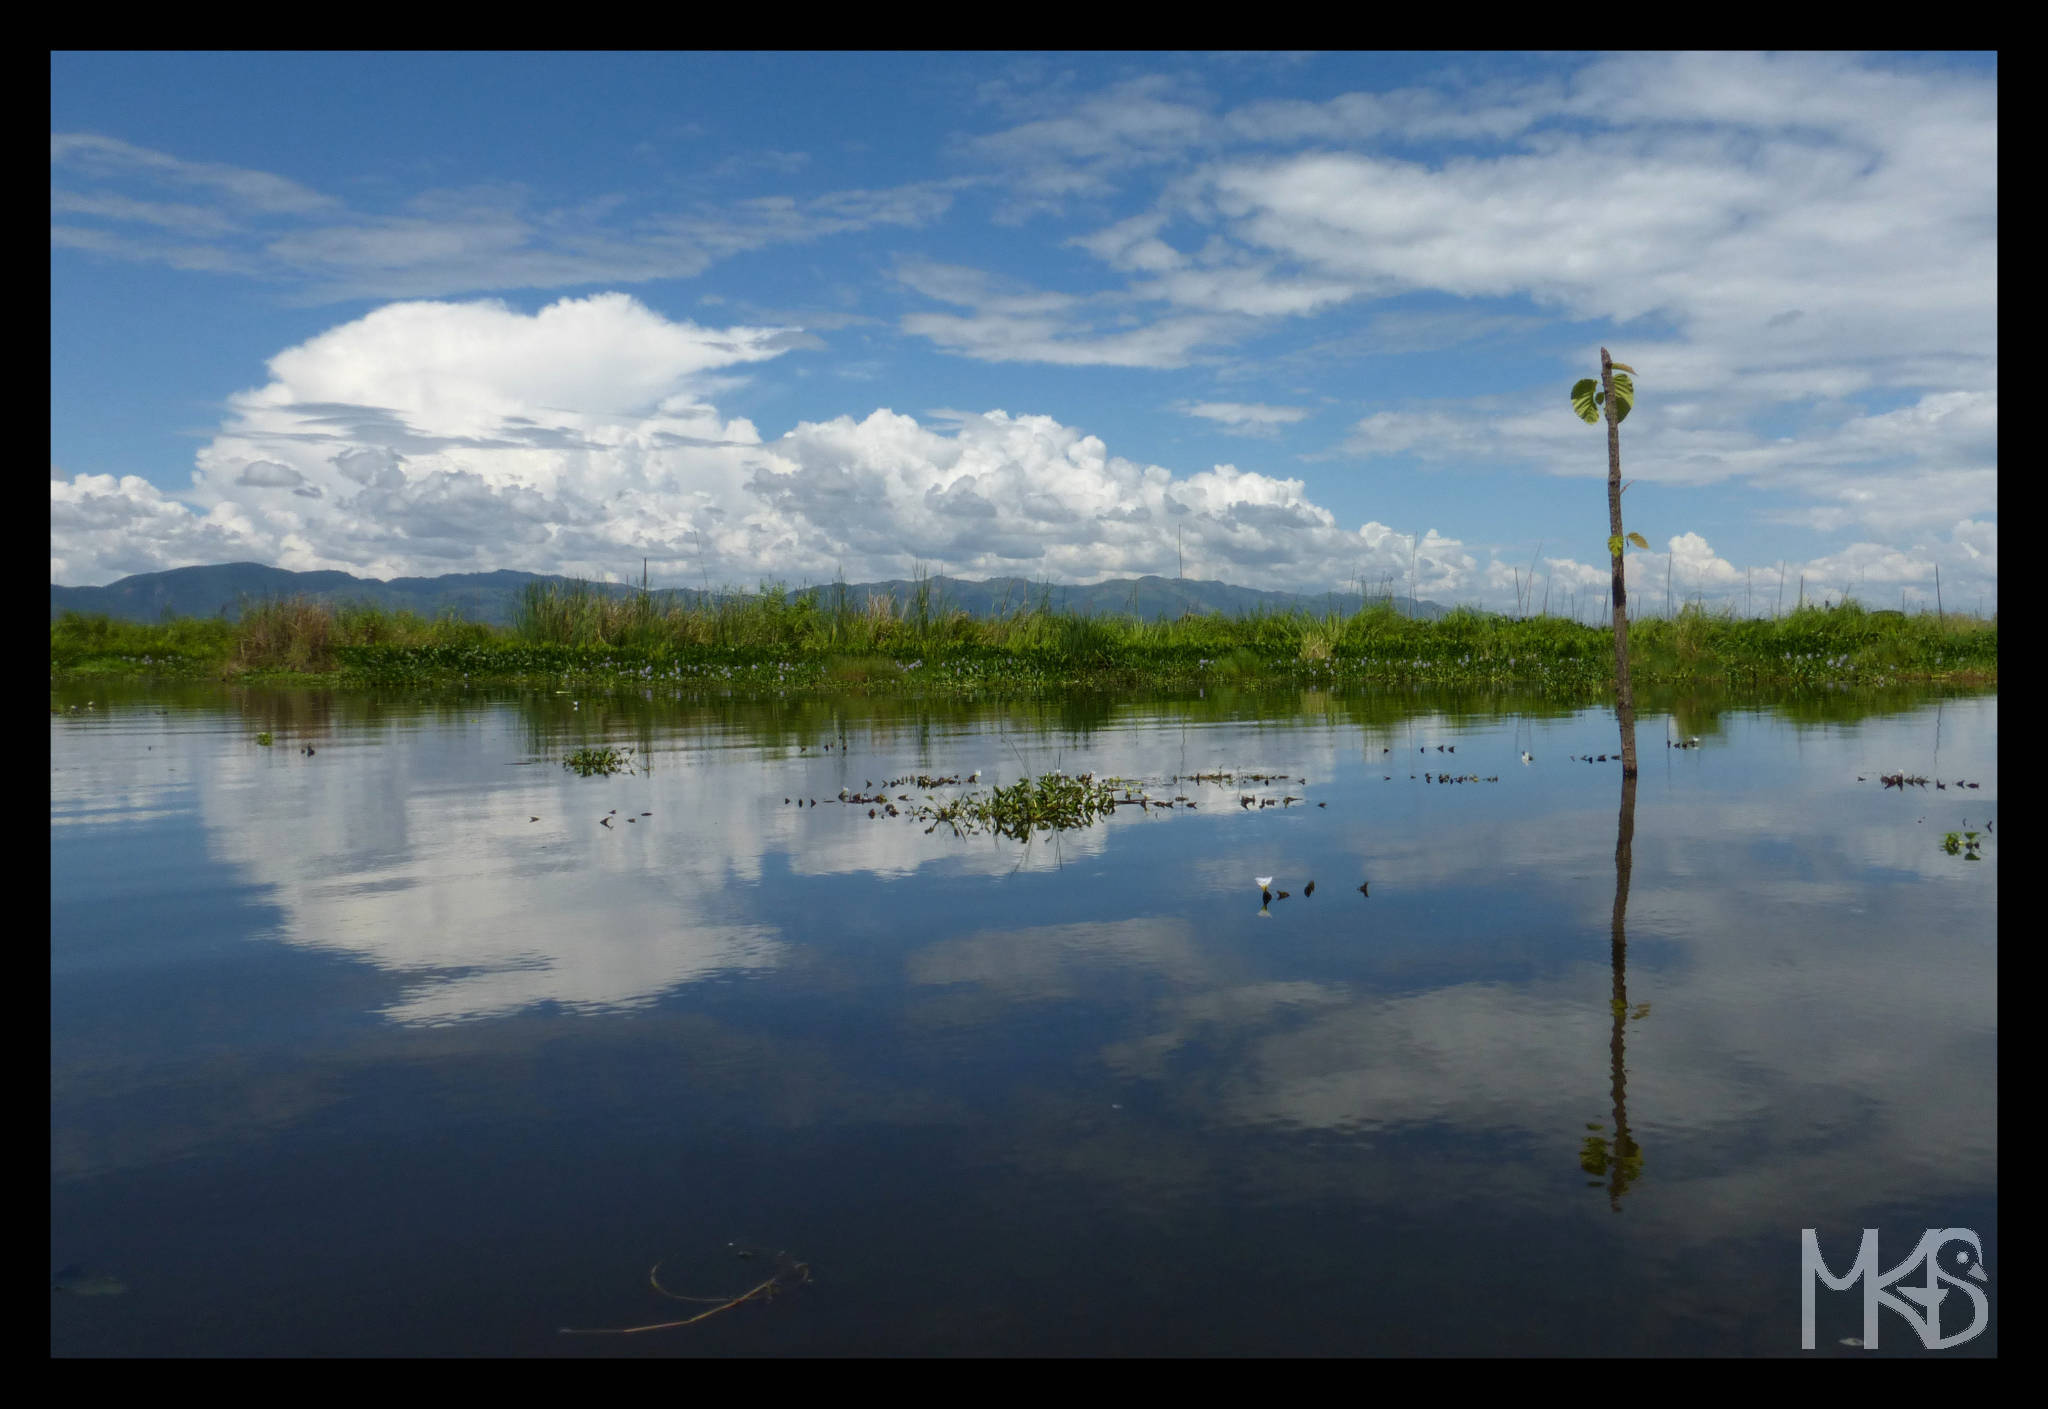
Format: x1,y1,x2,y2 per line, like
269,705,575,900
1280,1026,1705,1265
51,680,1997,1355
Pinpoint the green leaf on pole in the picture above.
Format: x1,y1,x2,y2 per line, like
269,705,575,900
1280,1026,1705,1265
1626,532,1648,550
1609,373,1634,423
1571,379,1601,424
1607,534,1624,559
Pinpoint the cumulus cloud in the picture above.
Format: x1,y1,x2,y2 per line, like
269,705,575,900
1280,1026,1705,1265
48,52,1995,612
50,473,269,584
50,290,1997,614
1665,532,1742,591
51,293,1479,596
755,408,1471,590
234,460,306,488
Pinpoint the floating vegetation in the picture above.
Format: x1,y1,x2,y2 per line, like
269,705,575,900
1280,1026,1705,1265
927,770,1119,841
1941,830,1986,861
795,763,1403,842
563,744,633,776
255,731,273,746
562,1247,811,1336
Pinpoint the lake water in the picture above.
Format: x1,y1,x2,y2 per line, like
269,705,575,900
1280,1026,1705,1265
51,680,1998,1355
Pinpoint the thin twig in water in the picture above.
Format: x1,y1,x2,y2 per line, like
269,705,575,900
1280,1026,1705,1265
560,1256,811,1335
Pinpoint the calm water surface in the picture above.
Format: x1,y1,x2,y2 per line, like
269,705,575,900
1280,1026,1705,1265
51,682,1997,1355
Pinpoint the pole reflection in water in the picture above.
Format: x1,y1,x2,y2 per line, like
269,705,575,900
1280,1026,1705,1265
1583,736,1646,1208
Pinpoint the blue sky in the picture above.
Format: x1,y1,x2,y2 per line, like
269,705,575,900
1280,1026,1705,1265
51,51,1998,614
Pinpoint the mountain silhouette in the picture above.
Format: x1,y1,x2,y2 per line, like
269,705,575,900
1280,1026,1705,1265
52,563,1450,625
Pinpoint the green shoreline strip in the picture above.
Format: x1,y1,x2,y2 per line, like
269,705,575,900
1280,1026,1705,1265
50,586,1995,695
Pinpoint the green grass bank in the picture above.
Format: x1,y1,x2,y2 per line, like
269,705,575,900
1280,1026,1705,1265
50,578,1997,696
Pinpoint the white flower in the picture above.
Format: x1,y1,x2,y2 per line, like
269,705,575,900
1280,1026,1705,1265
1256,876,1274,889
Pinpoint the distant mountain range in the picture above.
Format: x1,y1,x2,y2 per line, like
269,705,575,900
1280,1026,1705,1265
51,562,1450,626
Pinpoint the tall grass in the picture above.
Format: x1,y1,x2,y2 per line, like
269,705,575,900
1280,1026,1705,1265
236,596,336,672
49,609,237,669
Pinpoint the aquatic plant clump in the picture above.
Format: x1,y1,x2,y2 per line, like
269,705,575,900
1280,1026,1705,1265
921,770,1120,840
562,744,633,776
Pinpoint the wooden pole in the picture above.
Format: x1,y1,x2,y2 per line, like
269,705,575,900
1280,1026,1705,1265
1601,348,1639,778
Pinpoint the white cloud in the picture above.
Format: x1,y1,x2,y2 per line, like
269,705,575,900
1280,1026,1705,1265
50,473,269,584
998,52,1995,442
52,132,960,303
891,256,1244,369
55,291,1999,612
52,293,1476,596
900,308,1236,369
961,74,1215,216
52,131,337,214
49,55,1995,611
233,459,306,488
1180,401,1311,436
1664,531,1743,594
